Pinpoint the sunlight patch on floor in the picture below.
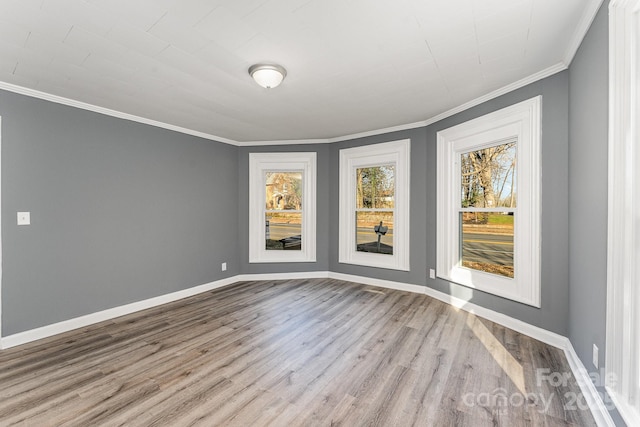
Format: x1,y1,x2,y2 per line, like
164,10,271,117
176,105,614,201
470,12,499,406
467,315,526,395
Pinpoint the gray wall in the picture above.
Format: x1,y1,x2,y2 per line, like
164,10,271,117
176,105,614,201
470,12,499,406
0,60,585,344
326,72,571,335
238,71,570,335
328,127,429,286
1,13,623,423
1,89,239,336
237,144,331,274
426,74,571,335
568,4,624,425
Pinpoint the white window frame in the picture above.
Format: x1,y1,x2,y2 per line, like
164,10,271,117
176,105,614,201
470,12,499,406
249,152,316,263
0,116,3,347
606,1,640,425
339,139,410,271
437,97,541,307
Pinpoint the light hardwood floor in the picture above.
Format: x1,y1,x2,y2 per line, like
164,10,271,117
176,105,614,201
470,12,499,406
0,278,596,426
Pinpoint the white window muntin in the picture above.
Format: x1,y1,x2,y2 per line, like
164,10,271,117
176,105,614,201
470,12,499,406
339,139,410,271
437,96,541,307
249,152,316,263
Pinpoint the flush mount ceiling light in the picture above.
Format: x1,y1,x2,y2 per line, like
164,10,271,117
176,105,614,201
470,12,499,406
248,64,287,89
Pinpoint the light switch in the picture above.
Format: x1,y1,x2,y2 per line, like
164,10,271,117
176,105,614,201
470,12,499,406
17,212,30,225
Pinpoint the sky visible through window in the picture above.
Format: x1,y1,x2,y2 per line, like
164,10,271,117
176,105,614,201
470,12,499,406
460,142,516,278
356,166,395,255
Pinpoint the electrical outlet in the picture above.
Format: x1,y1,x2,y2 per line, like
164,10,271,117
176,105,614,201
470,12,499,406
221,262,227,272
429,269,436,279
17,212,30,225
593,344,599,368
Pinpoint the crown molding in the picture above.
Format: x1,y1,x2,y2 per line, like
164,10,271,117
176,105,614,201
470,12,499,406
422,62,567,127
327,120,428,143
0,61,568,148
241,62,568,146
0,81,237,146
234,138,329,146
562,0,606,66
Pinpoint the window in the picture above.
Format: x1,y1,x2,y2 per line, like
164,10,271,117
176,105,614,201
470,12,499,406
356,165,395,255
606,1,640,425
459,141,517,278
437,97,541,307
339,139,410,271
249,152,316,263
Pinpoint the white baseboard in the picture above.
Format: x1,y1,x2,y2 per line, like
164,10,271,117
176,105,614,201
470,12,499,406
0,271,330,349
606,385,640,427
563,339,616,426
327,272,426,294
0,276,239,349
421,286,567,349
326,272,614,426
0,270,616,425
323,271,564,348
235,271,329,282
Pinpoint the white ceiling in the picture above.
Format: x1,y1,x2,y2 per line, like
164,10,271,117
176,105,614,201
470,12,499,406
0,0,602,144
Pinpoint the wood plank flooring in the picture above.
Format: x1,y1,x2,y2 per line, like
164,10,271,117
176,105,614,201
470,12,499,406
0,279,596,426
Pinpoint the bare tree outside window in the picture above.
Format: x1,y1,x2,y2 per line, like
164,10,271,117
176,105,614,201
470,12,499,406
355,166,395,254
460,141,516,278
461,141,516,209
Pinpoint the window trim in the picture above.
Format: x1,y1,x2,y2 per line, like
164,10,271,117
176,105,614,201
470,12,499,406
339,139,410,271
606,1,640,425
437,96,541,307
249,152,316,263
